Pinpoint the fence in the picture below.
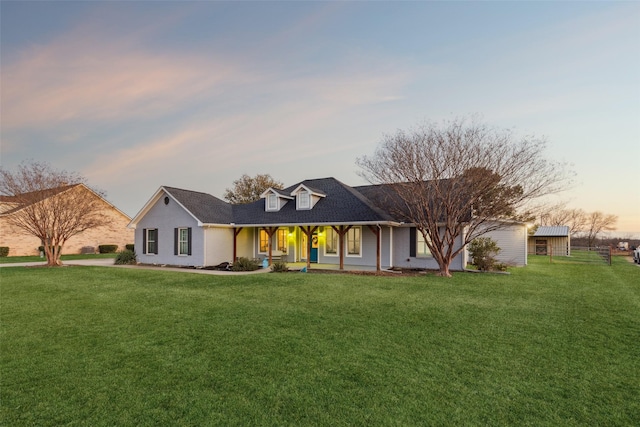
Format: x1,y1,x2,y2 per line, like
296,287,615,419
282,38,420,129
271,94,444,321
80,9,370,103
569,246,612,265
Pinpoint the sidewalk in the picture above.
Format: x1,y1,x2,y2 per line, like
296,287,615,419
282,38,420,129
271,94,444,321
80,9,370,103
0,258,271,275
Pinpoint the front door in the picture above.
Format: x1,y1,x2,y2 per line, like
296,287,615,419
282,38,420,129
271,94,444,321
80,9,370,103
310,233,319,263
300,232,319,263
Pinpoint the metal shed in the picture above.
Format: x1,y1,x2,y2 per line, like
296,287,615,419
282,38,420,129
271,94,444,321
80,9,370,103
528,226,571,256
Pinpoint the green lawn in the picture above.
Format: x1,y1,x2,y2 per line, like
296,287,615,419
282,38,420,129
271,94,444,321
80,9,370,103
0,253,117,264
1,257,638,426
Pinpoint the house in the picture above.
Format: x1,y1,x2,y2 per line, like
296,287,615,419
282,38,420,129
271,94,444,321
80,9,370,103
129,177,528,271
528,226,571,256
0,184,134,256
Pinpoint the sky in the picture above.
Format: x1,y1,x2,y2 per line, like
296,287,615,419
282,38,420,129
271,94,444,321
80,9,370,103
1,1,639,237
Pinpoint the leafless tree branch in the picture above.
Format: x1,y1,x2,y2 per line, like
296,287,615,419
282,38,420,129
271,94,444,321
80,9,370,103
357,116,573,277
0,161,112,266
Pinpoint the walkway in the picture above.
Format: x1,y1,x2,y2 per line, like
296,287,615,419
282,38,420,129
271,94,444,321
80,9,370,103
0,258,270,275
0,259,389,274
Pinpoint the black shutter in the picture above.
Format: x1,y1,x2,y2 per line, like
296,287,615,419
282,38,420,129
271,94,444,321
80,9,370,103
142,229,147,254
409,227,416,257
174,228,179,255
187,228,192,256
154,229,158,254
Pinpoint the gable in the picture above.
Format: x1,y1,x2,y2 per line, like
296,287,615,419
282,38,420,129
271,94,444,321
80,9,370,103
129,186,232,228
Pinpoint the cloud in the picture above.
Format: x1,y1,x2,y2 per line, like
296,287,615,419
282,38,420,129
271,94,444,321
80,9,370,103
2,3,415,214
2,40,244,130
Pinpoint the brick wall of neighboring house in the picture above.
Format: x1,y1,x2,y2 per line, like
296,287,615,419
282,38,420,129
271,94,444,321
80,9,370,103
0,191,134,256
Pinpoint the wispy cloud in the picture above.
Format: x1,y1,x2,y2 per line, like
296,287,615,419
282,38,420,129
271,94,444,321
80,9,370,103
2,37,244,129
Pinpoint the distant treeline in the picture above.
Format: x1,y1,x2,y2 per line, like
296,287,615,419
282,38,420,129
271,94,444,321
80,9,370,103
571,236,640,249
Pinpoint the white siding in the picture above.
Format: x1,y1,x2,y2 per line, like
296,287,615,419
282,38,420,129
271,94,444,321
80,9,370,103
392,226,466,271
135,191,203,266
204,227,234,266
234,228,254,260
480,223,528,266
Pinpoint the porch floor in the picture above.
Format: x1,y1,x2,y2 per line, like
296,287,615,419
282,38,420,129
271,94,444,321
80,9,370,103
285,262,388,272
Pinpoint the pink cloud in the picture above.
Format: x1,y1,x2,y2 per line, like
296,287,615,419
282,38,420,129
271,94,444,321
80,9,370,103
2,35,245,129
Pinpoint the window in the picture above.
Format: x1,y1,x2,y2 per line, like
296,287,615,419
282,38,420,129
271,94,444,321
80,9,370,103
146,228,158,254
298,190,310,209
259,229,269,253
178,228,189,255
325,227,338,255
347,227,361,256
277,229,287,252
267,193,277,211
416,231,432,258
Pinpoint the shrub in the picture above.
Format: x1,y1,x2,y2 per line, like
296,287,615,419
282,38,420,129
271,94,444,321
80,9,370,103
0,247,9,257
495,262,508,272
125,244,135,251
114,250,137,265
232,257,260,272
271,260,289,273
98,245,119,254
468,237,501,272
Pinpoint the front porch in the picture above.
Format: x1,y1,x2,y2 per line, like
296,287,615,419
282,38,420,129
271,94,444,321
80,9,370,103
233,224,391,272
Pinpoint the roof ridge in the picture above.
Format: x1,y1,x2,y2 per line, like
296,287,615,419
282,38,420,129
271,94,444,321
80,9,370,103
162,185,219,197
331,178,395,222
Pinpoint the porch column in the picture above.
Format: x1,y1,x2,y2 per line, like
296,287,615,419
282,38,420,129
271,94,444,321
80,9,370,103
262,227,278,265
367,225,382,271
332,225,352,270
300,226,318,270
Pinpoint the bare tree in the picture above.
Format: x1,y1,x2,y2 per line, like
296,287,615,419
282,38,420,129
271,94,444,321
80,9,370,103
539,205,587,236
223,173,283,204
357,116,572,277
0,161,112,266
582,211,618,248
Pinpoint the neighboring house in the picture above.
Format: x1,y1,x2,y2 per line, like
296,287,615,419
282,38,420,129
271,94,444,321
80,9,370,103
130,177,528,271
0,184,133,256
528,226,571,256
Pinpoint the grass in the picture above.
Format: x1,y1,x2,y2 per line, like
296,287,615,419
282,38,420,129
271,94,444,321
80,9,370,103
0,253,117,264
1,257,638,426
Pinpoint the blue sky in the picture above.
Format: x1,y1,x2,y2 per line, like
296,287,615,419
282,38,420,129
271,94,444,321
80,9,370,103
1,1,639,235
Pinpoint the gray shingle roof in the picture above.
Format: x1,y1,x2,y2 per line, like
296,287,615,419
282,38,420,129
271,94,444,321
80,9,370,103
533,226,570,237
163,186,233,224
354,181,472,223
160,178,435,226
231,177,395,225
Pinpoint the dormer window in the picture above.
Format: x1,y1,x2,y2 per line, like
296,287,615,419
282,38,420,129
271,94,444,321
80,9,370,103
298,190,310,209
261,188,292,212
291,184,326,210
267,193,278,211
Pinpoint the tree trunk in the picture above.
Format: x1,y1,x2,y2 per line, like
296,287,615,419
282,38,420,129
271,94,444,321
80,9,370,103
44,243,64,266
433,254,452,277
435,267,452,277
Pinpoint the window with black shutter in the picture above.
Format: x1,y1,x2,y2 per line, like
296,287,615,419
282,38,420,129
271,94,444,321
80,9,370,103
145,228,158,254
175,227,192,256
